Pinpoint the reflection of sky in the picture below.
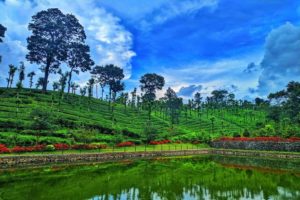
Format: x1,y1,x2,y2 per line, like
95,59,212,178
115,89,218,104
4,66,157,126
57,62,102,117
1,0,300,99
89,186,299,200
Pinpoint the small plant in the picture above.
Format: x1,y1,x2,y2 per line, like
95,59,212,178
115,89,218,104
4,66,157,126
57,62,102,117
45,144,55,151
116,141,134,147
54,143,69,150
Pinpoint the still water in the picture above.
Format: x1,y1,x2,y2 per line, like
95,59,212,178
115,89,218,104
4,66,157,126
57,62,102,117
0,156,299,200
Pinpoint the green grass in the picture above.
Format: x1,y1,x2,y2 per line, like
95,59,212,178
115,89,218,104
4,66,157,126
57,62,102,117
0,88,266,146
1,143,209,156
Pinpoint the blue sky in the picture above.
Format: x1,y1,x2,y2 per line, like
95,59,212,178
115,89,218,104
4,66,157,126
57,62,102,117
0,0,300,99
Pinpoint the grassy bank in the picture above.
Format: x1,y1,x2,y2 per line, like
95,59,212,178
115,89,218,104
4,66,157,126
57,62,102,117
0,143,208,156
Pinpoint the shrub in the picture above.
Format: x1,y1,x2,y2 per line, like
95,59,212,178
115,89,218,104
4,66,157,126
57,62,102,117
122,129,140,138
116,141,134,147
233,133,241,138
39,137,70,145
16,135,36,146
71,144,107,150
149,139,171,145
33,144,46,151
0,144,10,154
54,143,69,150
11,145,46,153
12,146,28,153
45,145,55,151
143,121,158,142
20,99,32,104
243,129,250,137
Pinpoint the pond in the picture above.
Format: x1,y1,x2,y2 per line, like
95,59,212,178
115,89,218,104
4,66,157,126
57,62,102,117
0,156,299,200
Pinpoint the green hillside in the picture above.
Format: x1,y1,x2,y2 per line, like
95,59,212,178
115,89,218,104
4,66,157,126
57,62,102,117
0,88,266,146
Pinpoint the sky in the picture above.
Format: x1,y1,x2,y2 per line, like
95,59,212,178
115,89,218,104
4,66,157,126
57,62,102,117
0,0,300,100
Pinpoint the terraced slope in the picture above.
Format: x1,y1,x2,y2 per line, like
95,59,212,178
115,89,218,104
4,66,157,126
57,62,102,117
0,88,266,146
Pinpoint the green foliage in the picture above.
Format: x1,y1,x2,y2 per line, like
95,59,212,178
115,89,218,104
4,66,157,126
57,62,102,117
243,129,251,137
45,144,55,151
26,8,87,92
30,108,53,131
0,86,291,145
142,121,158,142
257,124,275,137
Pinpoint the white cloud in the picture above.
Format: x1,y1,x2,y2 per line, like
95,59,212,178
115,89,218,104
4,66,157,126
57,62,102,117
257,22,300,95
0,0,136,87
159,52,263,99
140,0,218,30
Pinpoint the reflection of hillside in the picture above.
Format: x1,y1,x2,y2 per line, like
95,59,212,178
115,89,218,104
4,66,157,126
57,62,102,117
0,156,299,200
212,155,300,174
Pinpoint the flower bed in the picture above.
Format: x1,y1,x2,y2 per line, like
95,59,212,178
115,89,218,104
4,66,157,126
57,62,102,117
149,139,171,145
54,143,70,150
12,145,46,153
0,144,10,154
116,141,134,147
71,144,107,150
0,143,109,154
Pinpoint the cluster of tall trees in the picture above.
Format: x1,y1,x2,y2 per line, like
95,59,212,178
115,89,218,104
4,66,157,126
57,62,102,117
268,82,300,126
1,8,182,128
1,8,300,137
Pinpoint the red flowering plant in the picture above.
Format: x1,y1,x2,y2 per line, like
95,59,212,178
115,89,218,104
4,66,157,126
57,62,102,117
54,143,69,150
11,144,46,153
12,146,29,153
286,137,300,142
0,144,10,154
33,144,46,151
116,141,134,147
71,144,107,150
149,139,171,145
72,144,93,150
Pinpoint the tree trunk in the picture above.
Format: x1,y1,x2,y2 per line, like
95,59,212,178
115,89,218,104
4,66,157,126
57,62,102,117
10,77,13,88
148,103,152,121
101,86,104,100
6,76,10,88
67,69,73,94
29,78,33,89
42,61,50,92
108,87,112,108
95,84,98,99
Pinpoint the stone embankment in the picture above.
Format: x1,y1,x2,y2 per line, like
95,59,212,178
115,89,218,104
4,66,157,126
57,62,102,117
1,149,300,168
0,149,208,168
211,141,300,152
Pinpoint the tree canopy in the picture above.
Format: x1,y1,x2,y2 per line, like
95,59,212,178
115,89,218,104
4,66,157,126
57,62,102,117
140,73,165,120
0,24,7,63
26,8,87,92
66,42,94,93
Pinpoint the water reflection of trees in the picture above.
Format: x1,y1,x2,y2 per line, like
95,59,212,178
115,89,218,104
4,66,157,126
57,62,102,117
0,157,299,200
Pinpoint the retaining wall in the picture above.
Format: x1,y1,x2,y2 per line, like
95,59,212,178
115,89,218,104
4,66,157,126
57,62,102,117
0,149,209,168
0,149,299,168
211,141,300,152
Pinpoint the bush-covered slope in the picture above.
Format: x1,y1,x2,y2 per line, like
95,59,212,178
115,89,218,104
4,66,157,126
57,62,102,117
0,88,266,146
